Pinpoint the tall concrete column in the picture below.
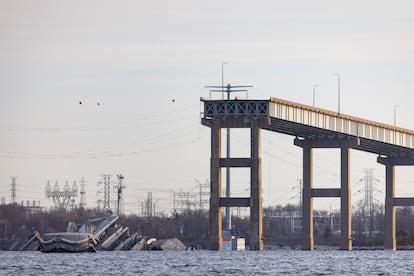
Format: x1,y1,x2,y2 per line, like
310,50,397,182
209,124,222,250
384,164,396,250
250,125,263,250
340,146,352,250
301,141,314,250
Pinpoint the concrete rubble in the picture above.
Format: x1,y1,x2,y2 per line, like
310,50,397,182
3,214,186,253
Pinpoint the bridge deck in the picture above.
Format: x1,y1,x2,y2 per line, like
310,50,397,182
201,97,414,158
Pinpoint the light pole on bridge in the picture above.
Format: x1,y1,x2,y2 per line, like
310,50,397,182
394,105,400,126
312,84,319,107
334,73,341,114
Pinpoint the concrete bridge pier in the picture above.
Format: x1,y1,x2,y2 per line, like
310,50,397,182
378,156,414,250
295,137,359,251
209,120,222,250
250,124,263,250
203,117,268,250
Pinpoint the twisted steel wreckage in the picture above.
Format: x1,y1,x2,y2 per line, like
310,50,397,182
6,214,186,253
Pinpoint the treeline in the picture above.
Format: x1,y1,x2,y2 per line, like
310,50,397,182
1,203,414,249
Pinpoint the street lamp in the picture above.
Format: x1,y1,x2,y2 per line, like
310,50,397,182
312,84,319,107
221,62,227,99
334,73,340,114
394,105,400,126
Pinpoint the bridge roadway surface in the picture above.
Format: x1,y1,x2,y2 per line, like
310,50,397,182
201,96,414,251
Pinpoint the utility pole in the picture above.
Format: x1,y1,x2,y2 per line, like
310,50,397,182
334,73,341,115
116,175,125,215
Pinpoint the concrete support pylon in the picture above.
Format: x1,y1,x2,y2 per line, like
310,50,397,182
209,123,222,250
250,125,263,250
295,137,357,251
340,146,352,250
301,140,314,250
384,164,396,250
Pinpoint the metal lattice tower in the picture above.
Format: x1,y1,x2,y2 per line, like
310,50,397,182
70,181,78,211
171,190,193,213
10,176,17,204
195,179,209,209
364,169,374,211
141,192,155,217
45,180,78,209
363,168,375,237
79,177,86,209
98,175,112,212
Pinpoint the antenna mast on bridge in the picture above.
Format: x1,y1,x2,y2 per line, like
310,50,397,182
205,84,253,231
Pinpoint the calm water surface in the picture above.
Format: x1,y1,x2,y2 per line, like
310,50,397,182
1,249,413,275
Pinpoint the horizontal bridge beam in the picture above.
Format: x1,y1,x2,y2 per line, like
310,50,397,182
394,198,414,206
219,158,251,168
377,156,414,166
311,188,341,198
294,137,360,149
219,197,251,207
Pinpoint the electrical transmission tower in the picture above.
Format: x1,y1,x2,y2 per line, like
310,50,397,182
363,168,375,237
171,190,194,214
97,174,112,212
79,177,86,209
364,168,374,211
291,179,303,209
10,176,17,204
45,180,78,210
195,179,209,209
141,192,156,217
69,181,78,211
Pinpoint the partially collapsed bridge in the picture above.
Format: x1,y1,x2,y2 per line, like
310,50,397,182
200,96,414,251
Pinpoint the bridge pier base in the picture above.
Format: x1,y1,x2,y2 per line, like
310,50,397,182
377,157,414,250
209,123,222,250
301,140,314,250
250,125,263,250
339,146,352,250
384,164,396,250
204,117,268,251
295,138,358,251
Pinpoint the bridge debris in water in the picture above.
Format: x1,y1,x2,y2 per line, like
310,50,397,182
3,214,186,253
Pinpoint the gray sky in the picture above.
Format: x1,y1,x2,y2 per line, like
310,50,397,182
1,0,414,214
